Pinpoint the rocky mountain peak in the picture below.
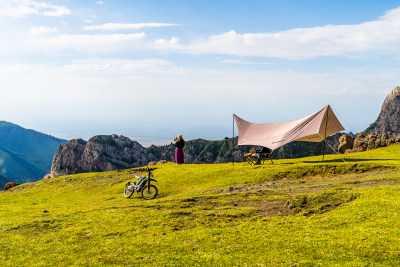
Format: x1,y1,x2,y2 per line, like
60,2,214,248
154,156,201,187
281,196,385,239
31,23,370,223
381,86,400,110
364,86,400,137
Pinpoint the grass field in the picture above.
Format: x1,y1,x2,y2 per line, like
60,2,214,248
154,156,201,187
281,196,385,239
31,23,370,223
1,145,400,266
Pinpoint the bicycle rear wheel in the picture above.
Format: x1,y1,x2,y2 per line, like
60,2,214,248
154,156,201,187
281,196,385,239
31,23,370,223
124,182,135,198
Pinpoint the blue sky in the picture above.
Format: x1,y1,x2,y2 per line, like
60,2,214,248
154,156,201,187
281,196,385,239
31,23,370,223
1,1,400,146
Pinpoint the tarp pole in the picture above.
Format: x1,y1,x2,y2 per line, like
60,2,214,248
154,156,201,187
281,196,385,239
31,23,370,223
322,107,329,161
270,151,274,164
232,114,234,166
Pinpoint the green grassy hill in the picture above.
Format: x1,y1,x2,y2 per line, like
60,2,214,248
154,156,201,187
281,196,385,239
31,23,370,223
1,145,400,265
0,121,66,183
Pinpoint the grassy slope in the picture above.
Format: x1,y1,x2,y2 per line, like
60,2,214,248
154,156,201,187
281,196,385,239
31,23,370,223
1,145,400,265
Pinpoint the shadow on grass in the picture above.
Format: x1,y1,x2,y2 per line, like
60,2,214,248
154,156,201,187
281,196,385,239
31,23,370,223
303,158,393,163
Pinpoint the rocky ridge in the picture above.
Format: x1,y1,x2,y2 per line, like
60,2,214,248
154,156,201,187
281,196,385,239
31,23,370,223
51,134,343,177
147,134,342,164
51,135,155,177
338,133,399,154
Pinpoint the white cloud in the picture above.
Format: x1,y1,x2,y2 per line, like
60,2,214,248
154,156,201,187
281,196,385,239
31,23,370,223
42,5,70,16
30,26,57,35
153,37,181,50
96,1,104,5
0,0,71,17
32,33,146,52
83,23,178,31
182,7,400,59
62,58,170,72
220,59,271,64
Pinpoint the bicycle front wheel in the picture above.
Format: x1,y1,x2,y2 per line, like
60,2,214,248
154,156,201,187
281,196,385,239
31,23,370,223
124,182,135,198
141,185,158,200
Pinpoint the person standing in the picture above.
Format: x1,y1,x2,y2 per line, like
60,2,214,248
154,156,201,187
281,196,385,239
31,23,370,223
174,134,185,164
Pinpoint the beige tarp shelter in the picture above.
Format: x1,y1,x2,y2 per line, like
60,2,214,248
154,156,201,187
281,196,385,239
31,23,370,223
234,105,344,151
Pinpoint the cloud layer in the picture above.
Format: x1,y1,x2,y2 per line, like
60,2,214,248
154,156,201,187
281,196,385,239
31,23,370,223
0,0,71,17
32,33,146,53
182,7,400,59
5,5,400,60
83,23,178,31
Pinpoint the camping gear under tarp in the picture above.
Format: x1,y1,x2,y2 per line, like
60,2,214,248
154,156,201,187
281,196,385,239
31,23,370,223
234,105,344,150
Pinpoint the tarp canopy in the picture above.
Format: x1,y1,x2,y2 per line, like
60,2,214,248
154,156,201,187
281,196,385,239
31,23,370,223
234,105,344,150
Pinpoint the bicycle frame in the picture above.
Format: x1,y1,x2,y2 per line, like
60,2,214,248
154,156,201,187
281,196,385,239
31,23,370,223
135,168,157,193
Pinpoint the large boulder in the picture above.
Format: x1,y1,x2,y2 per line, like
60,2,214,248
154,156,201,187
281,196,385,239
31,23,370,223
43,174,51,179
4,182,20,190
338,135,354,154
51,135,156,177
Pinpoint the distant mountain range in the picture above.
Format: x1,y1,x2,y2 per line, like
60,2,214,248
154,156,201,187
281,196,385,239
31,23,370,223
147,134,342,164
0,121,66,188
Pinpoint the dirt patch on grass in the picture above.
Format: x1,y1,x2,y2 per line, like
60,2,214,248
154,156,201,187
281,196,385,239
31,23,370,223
170,211,192,217
285,189,359,216
6,220,62,232
341,178,399,188
217,167,398,194
232,199,292,217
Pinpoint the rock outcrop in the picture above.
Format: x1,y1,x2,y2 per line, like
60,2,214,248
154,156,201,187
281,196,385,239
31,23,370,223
365,86,400,137
4,182,20,190
338,133,398,153
51,135,156,177
51,139,86,177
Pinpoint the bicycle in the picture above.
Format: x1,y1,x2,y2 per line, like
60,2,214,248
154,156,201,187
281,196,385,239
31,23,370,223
124,166,158,200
